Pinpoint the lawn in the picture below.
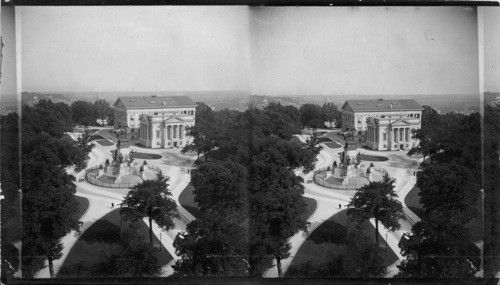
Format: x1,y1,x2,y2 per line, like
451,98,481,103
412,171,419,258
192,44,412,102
301,197,317,221
178,182,200,219
89,135,105,141
134,152,162,159
317,137,332,143
324,141,342,149
286,209,399,277
404,184,483,242
58,209,173,277
96,139,114,146
75,196,90,221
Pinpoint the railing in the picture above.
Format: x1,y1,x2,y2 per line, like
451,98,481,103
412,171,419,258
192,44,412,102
85,163,162,189
312,166,388,190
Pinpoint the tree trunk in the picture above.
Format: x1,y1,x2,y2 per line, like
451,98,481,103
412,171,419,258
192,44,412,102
375,218,379,246
149,216,153,245
48,257,54,278
276,256,282,278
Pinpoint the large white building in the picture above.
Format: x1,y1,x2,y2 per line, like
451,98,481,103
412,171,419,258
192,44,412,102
341,99,423,151
114,95,197,148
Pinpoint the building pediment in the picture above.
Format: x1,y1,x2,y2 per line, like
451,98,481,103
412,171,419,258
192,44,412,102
164,116,187,124
389,119,412,127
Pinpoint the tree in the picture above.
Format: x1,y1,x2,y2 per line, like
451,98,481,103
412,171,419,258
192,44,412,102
417,164,479,225
305,132,323,157
347,174,405,245
21,163,81,278
121,171,180,244
181,103,218,162
173,211,248,277
22,99,73,138
192,161,247,218
71,100,95,127
93,99,113,126
263,102,301,140
249,160,309,277
397,220,480,278
300,104,325,128
322,102,341,128
407,128,441,164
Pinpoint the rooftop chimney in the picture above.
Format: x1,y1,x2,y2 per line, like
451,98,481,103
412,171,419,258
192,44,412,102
163,100,166,106
390,103,393,109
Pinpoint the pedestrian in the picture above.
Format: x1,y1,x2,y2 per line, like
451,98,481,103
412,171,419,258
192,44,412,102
112,202,114,208
339,204,341,209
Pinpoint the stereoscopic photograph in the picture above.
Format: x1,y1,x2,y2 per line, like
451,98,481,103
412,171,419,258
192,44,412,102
1,5,499,283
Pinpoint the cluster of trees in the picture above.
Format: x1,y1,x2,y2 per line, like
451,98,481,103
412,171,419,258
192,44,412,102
1,99,96,280
71,99,114,127
175,101,320,277
300,102,342,129
401,104,500,277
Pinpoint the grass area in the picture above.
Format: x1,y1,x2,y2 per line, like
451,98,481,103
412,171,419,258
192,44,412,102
301,197,317,221
75,196,90,221
59,209,172,277
96,139,114,146
404,184,482,242
134,152,162,159
324,141,342,149
178,182,200,219
317,137,332,143
90,135,105,141
286,209,399,276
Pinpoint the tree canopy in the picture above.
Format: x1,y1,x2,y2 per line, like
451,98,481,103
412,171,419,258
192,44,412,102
397,220,480,278
348,174,405,245
121,171,180,244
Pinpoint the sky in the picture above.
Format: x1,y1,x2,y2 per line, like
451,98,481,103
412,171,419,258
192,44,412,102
12,6,497,96
484,7,500,94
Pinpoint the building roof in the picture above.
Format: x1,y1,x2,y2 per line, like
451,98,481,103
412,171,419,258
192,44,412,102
114,95,196,109
341,99,423,112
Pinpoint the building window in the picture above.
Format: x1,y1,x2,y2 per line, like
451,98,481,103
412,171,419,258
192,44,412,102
383,144,386,148
383,134,387,141
157,142,160,146
168,142,171,146
179,141,183,145
131,136,134,139
154,112,158,115
156,131,160,138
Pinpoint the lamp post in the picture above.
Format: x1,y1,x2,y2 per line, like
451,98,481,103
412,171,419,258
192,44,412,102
385,233,388,252
159,232,162,252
